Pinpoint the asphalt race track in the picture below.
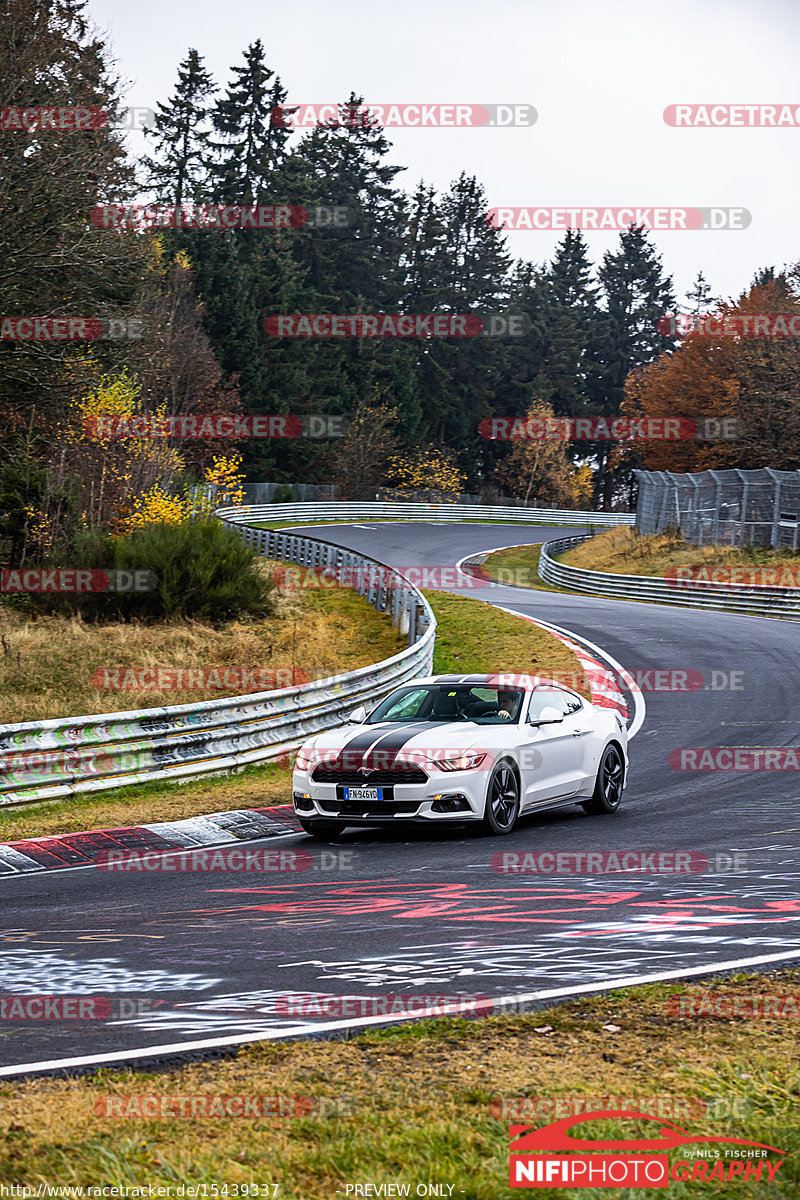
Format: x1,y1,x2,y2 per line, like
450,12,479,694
2,522,799,1076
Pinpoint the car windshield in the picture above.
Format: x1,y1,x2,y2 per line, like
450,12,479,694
367,684,524,724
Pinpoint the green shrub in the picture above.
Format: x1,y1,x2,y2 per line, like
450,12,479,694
23,520,275,624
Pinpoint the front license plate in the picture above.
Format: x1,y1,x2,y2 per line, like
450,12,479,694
343,786,383,802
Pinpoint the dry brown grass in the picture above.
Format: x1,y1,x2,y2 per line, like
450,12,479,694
562,526,800,578
0,566,404,724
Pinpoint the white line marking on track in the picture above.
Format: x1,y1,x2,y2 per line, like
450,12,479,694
4,946,800,1077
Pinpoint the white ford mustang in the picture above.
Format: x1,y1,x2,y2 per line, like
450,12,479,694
292,674,629,839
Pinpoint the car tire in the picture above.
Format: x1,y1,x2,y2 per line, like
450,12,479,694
481,760,520,835
581,745,624,814
298,818,347,841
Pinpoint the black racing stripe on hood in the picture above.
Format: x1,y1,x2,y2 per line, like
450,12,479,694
335,722,431,770
361,722,435,769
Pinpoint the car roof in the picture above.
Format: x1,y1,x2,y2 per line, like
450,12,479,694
409,674,582,696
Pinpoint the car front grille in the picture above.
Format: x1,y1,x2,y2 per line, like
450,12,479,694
312,766,428,785
319,799,423,817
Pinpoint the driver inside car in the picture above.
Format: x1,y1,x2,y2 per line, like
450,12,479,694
496,690,518,720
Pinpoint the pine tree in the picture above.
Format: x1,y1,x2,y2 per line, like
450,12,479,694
406,173,513,476
593,227,676,507
141,49,217,206
258,97,418,477
208,40,291,204
683,270,719,315
538,230,600,418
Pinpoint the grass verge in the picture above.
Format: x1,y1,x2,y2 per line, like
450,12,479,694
0,577,404,724
479,543,573,595
560,526,800,579
0,759,293,843
425,591,588,694
0,970,796,1197
0,593,586,840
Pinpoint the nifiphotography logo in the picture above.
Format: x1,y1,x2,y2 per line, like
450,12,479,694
508,1110,786,1188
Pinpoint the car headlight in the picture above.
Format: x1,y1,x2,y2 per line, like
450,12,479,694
294,743,318,772
434,752,487,772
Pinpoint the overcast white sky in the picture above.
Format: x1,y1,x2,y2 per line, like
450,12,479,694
90,0,800,304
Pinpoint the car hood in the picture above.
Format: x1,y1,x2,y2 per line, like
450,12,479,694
303,720,510,766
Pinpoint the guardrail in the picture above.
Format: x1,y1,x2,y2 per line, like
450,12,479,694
0,523,436,808
215,501,635,527
538,535,800,620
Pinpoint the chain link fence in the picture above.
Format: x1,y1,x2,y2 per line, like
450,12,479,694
634,468,800,549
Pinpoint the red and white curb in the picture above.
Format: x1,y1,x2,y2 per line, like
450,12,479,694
453,543,644,736
0,805,302,877
513,613,628,717
496,606,645,739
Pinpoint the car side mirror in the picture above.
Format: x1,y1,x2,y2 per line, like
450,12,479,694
348,706,367,723
530,705,564,725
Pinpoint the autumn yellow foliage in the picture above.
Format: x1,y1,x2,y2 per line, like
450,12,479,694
386,447,466,495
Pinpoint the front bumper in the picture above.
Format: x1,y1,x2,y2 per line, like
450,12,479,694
291,767,488,823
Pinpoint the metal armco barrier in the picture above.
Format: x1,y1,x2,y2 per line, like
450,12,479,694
215,501,635,527
538,535,800,620
0,522,436,807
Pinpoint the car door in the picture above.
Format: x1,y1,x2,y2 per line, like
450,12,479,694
519,688,588,806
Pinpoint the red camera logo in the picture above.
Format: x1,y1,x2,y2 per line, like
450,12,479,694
508,1112,785,1188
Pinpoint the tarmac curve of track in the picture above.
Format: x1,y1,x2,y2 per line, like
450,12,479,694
1,521,799,1077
